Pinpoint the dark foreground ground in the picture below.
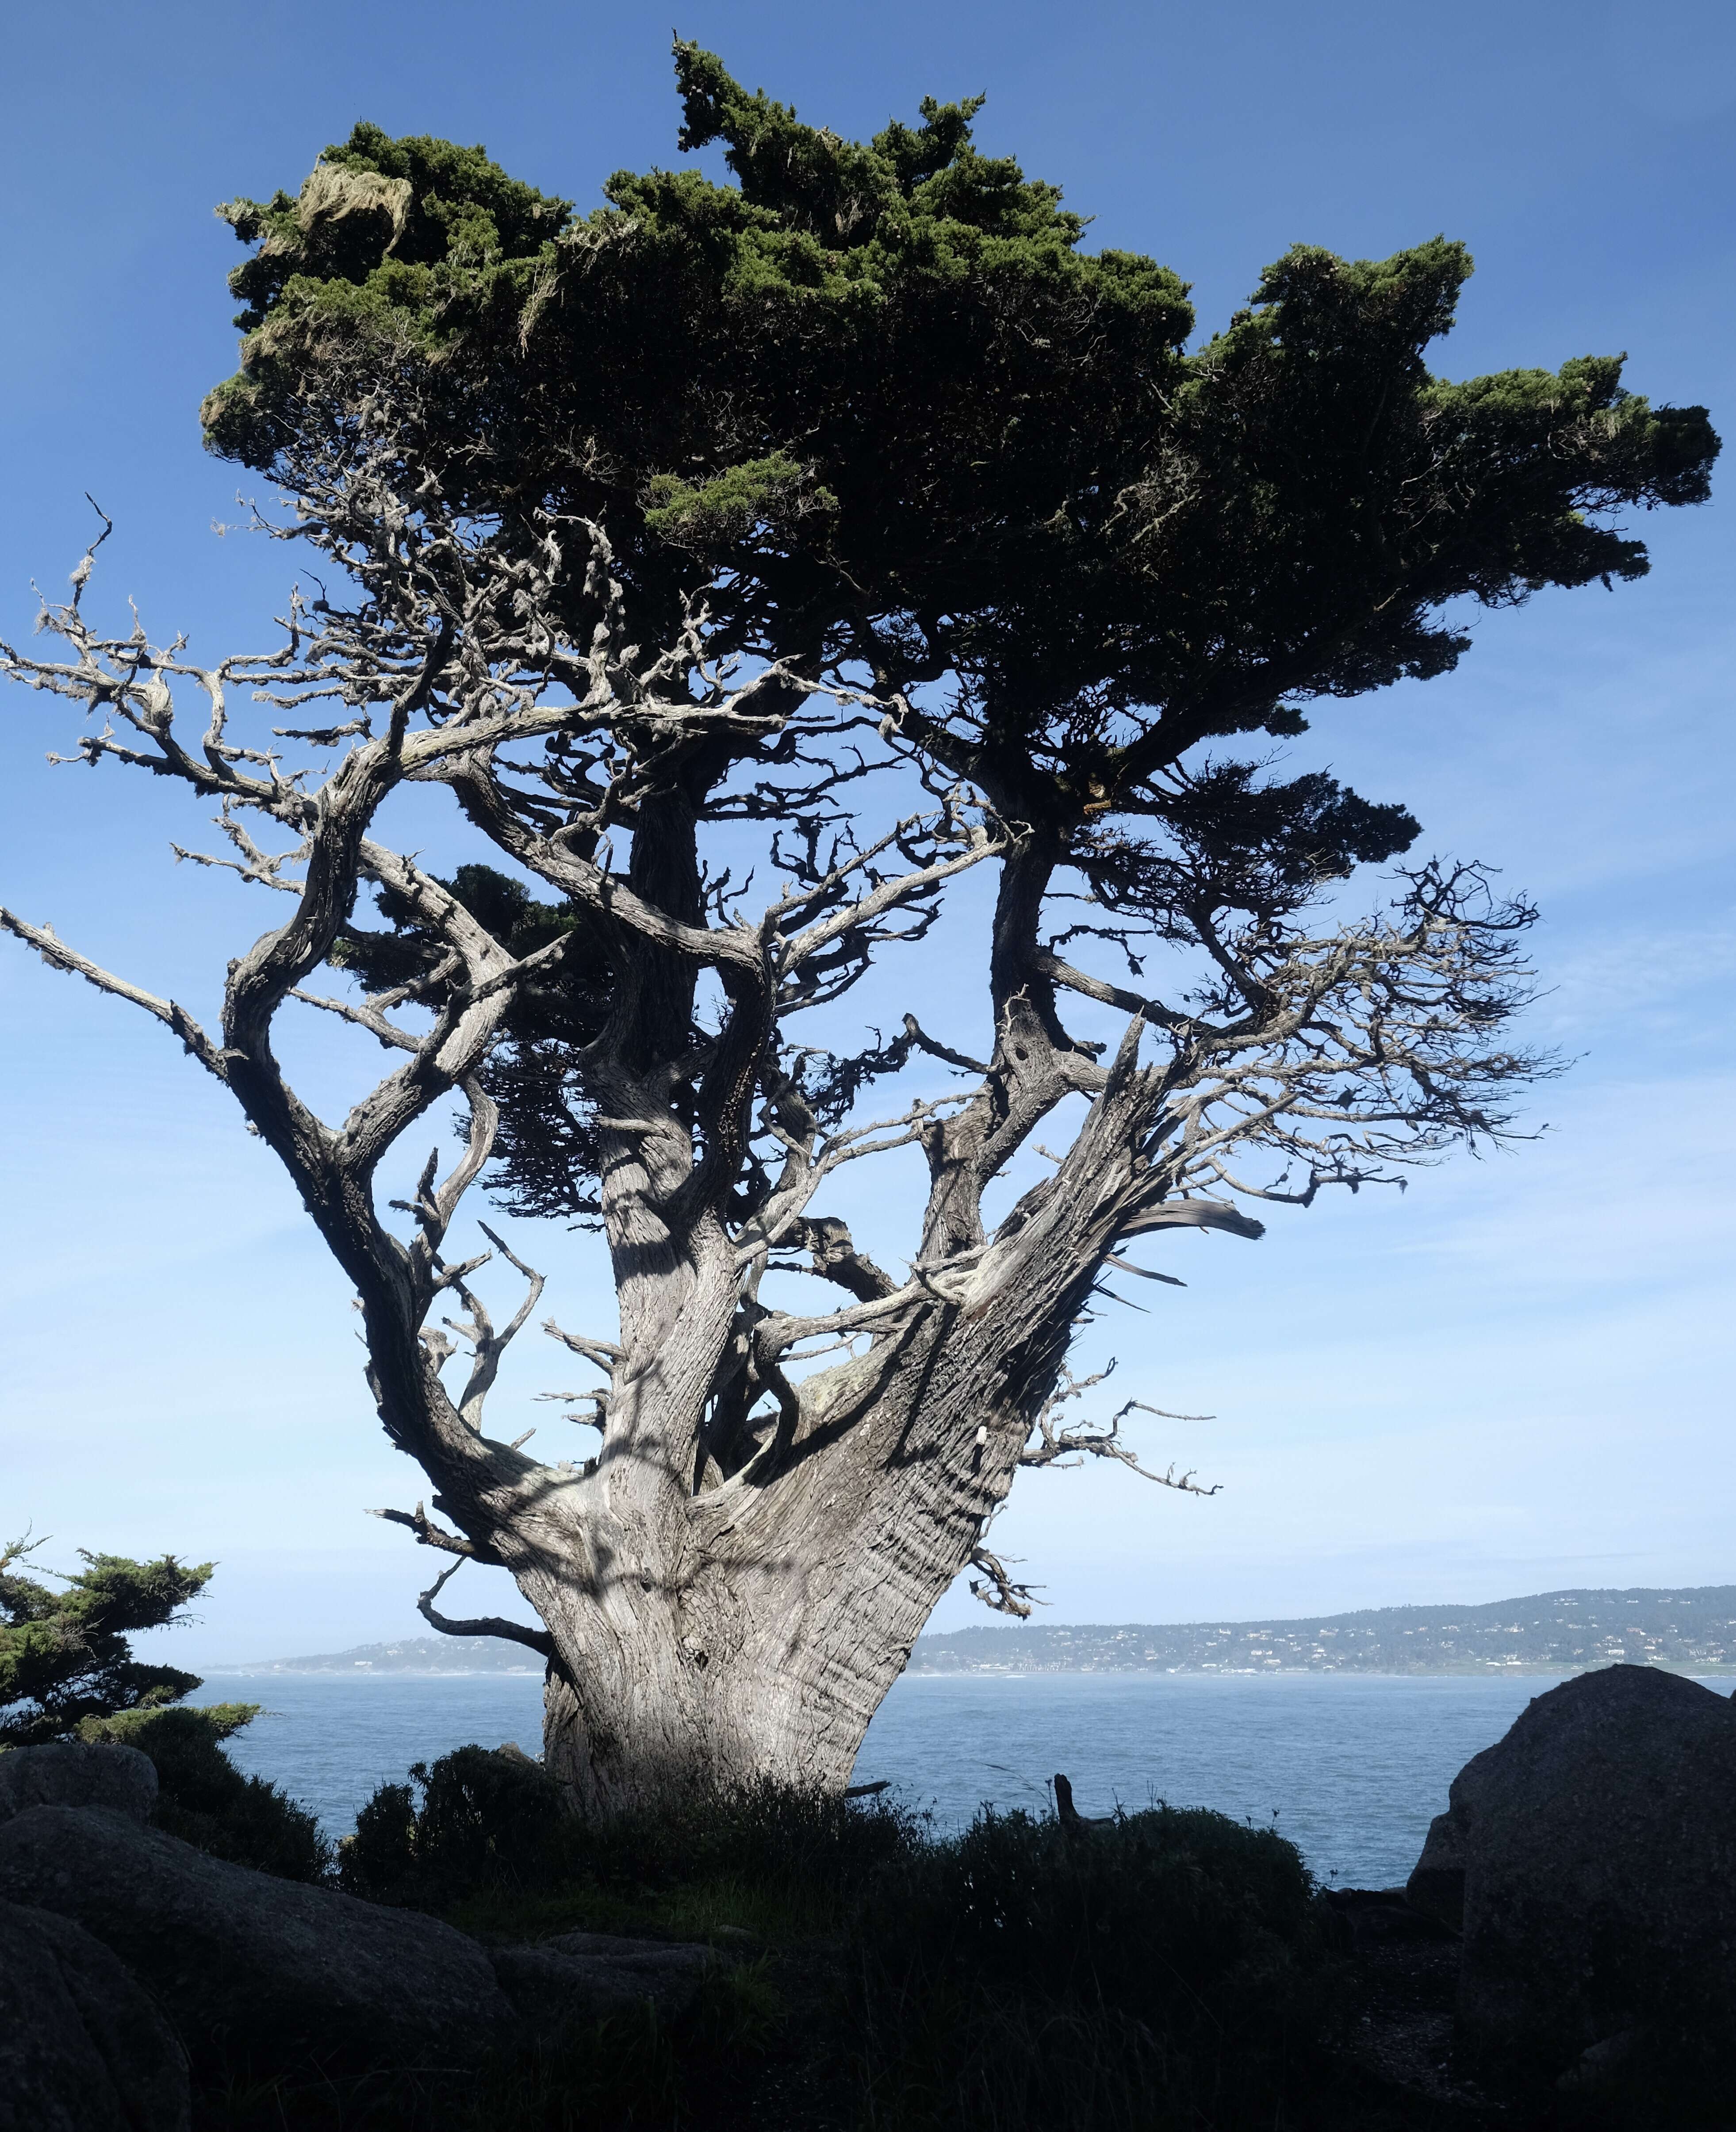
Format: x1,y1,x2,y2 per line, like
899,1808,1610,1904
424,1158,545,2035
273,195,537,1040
190,1914,1656,2132
171,1744,1729,2132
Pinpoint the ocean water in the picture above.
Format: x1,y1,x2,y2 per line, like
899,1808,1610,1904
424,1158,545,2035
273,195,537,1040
207,1668,1729,1887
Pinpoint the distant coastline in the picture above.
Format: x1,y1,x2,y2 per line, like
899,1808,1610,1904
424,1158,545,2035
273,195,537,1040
905,1583,1736,1677
219,1583,1736,1679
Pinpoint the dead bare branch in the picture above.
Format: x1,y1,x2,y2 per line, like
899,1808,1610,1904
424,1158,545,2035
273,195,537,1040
968,1543,1044,1618
418,1560,555,1658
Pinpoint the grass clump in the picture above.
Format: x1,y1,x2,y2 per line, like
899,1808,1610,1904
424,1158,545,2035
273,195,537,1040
452,1963,792,2132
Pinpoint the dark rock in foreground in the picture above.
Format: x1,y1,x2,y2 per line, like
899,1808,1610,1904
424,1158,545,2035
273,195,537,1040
0,1803,518,2074
0,1795,735,2101
0,1740,157,1827
0,1895,190,2132
1409,1663,1736,2088
1405,1808,1466,1933
492,1928,713,2029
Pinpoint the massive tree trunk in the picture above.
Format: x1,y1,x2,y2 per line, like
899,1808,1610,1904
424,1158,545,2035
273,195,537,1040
525,1287,1063,1811
511,1023,1245,1811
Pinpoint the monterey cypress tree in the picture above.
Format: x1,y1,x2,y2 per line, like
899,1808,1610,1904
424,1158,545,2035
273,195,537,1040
2,46,1716,1810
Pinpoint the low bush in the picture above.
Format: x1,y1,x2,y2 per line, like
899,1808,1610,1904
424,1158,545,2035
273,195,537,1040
341,1742,562,1901
344,1747,921,1942
565,1772,920,1909
845,1803,1338,2132
81,1701,331,1883
330,1755,1345,2130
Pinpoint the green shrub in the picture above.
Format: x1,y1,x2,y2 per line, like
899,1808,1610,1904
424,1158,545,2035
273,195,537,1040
846,1803,1339,2132
341,1743,562,1901
891,1801,1318,2003
344,1749,920,1935
343,1777,420,1897
329,1758,1347,2129
415,1742,563,1883
567,1772,921,1903
83,1702,331,1883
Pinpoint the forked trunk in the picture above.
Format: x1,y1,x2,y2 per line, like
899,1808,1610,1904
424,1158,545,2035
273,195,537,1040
525,1182,1105,1814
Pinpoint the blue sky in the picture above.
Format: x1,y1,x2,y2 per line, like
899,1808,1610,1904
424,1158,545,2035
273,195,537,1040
2,0,1731,1665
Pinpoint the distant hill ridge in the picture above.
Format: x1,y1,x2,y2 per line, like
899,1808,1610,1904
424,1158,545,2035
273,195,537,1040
910,1585,1736,1676
233,1585,1736,1676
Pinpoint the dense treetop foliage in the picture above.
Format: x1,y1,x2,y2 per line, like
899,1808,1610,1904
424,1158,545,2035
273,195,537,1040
204,39,1716,799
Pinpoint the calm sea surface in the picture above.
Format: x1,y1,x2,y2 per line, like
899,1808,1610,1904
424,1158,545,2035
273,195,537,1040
206,1669,1732,1890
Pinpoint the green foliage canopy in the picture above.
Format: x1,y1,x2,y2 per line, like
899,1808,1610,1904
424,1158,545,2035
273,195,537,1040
204,36,1717,838
1,1537,330,1879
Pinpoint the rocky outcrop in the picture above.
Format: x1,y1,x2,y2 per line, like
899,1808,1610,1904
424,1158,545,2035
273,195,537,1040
492,1928,713,2029
0,1803,518,2074
1406,1665,1736,2084
0,1740,157,1826
0,1895,190,2132
1404,1810,1465,1933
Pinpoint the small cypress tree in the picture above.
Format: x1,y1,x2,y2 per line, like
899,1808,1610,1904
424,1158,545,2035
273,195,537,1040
0,1533,210,1745
0,1535,329,1880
